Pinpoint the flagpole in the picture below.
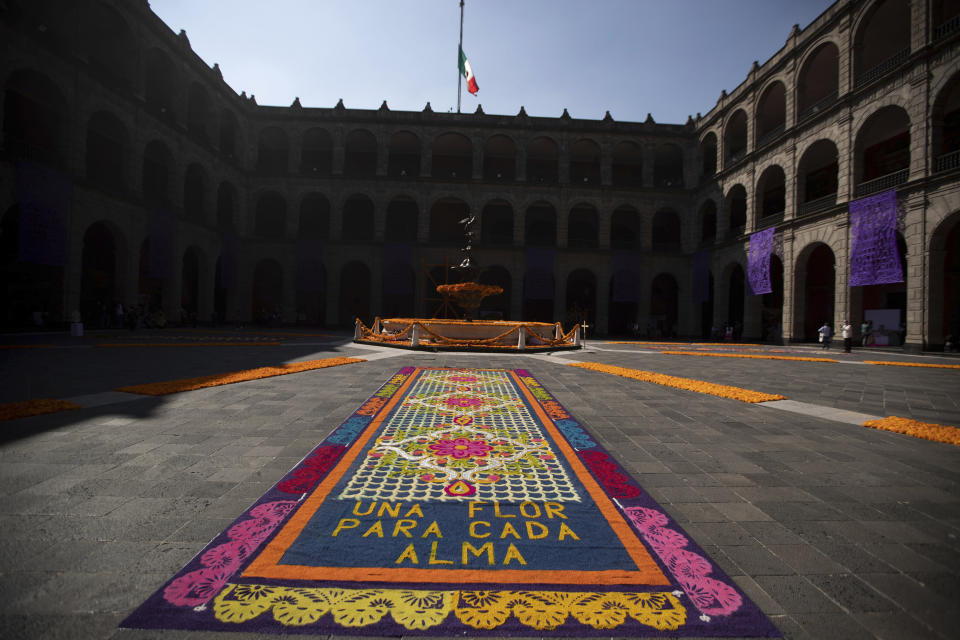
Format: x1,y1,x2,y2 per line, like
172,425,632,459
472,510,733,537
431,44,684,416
457,0,464,113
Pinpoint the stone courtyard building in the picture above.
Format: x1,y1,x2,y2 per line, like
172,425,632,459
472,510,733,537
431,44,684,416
1,0,959,350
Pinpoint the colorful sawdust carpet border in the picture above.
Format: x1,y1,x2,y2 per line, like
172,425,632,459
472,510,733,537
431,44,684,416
121,366,780,637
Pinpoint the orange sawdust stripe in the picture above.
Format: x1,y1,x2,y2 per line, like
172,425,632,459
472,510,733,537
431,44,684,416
661,350,838,363
864,361,960,370
569,362,786,403
96,342,281,348
116,357,365,396
0,398,81,422
863,416,960,446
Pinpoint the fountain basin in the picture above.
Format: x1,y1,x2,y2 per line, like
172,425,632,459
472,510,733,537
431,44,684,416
355,317,581,351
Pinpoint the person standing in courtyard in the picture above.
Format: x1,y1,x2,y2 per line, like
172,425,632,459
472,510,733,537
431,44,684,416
818,321,832,349
841,319,853,353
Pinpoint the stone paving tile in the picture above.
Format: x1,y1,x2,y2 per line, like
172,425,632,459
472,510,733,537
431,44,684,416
0,340,957,639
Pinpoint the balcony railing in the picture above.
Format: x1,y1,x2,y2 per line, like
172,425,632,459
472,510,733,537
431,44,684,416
798,193,837,216
798,90,838,122
854,169,908,198
934,149,960,173
725,150,746,168
756,124,785,149
854,48,909,88
934,15,960,41
757,211,784,228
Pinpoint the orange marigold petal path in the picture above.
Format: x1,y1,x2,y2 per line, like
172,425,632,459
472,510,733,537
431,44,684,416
0,398,81,422
864,361,960,370
863,416,960,446
661,350,838,363
569,362,786,403
116,357,365,396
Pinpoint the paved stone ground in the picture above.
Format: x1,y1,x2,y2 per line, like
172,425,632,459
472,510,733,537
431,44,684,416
0,330,958,639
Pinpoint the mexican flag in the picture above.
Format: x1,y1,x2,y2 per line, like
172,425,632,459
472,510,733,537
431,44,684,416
459,46,479,95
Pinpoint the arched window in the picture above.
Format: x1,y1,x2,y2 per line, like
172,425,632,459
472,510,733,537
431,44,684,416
257,127,289,175
86,111,127,193
483,135,515,181
388,131,420,177
654,143,684,188
254,192,286,240
797,140,838,214
344,129,377,177
570,139,601,184
756,165,786,223
854,0,911,87
526,137,558,184
432,133,472,179
3,69,67,166
726,185,747,234
755,81,786,146
932,72,960,172
797,42,839,120
612,141,643,187
854,105,910,196
699,133,717,179
301,128,333,175
216,182,236,231
699,200,717,244
724,110,748,166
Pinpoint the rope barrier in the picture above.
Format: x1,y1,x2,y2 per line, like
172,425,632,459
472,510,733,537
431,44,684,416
355,318,579,348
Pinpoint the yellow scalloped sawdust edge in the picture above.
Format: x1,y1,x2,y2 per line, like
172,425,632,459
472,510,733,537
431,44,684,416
661,350,838,363
863,416,960,446
0,398,81,422
116,356,365,396
569,362,786,403
864,361,960,370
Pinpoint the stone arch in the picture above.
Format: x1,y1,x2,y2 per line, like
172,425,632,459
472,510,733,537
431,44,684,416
525,201,557,247
755,80,786,145
186,82,211,143
650,272,679,338
653,143,684,188
216,181,238,231
931,71,960,172
699,199,717,244
755,164,786,223
251,258,283,324
652,208,681,251
257,126,289,176
526,136,559,184
0,204,66,328
345,129,377,177
301,127,333,176
797,139,839,213
570,138,601,185
144,48,179,122
725,184,747,233
565,268,596,327
852,0,911,87
432,132,472,179
797,40,840,119
853,104,910,195
724,109,748,166
338,261,371,326
80,220,127,323
698,132,718,179
793,241,836,341
929,210,960,348
483,134,516,181
389,130,420,177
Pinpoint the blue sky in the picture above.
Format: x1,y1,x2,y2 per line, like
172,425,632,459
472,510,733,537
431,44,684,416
149,0,834,124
